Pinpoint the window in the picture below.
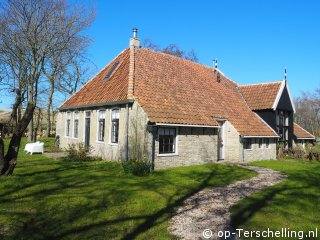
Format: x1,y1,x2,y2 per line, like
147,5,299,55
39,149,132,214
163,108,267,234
98,110,105,141
244,138,252,150
104,62,120,80
265,138,270,148
159,127,177,154
111,109,119,143
258,138,263,148
74,112,79,138
66,112,71,137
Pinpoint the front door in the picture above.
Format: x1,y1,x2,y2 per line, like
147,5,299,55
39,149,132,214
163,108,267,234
84,112,91,150
218,121,225,160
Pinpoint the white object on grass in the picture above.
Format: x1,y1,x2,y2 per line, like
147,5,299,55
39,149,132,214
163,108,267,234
24,142,44,155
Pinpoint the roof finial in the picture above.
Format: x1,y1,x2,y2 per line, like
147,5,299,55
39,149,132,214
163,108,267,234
132,28,138,38
284,67,287,81
215,58,218,69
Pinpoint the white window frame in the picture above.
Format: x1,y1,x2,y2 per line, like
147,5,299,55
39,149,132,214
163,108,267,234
157,127,179,156
73,111,79,139
109,108,120,145
65,112,71,137
97,110,106,143
83,110,91,143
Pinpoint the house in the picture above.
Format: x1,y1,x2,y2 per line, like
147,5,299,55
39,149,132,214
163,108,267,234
239,81,295,148
56,29,315,168
293,123,315,147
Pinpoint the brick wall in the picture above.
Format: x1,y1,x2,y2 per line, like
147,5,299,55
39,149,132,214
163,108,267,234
243,139,277,161
154,127,218,168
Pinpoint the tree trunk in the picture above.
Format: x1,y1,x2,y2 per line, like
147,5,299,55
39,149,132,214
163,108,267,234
28,118,33,142
45,81,54,137
0,102,36,176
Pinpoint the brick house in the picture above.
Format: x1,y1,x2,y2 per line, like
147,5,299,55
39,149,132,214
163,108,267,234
56,30,314,168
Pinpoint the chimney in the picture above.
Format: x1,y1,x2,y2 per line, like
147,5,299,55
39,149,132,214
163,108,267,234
129,28,140,48
128,28,139,99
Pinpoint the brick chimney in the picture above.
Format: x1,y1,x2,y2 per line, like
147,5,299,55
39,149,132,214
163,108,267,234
128,28,140,99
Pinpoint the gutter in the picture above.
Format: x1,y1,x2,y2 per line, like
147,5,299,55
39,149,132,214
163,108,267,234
241,135,280,138
155,123,220,128
59,99,135,111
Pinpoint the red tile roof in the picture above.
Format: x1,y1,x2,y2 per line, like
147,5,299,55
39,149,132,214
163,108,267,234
293,123,315,139
60,47,278,137
239,82,282,110
60,49,130,108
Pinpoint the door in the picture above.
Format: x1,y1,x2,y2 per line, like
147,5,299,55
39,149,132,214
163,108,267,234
218,121,225,160
84,112,91,150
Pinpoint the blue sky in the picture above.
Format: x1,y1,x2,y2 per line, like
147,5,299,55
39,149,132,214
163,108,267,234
1,0,319,109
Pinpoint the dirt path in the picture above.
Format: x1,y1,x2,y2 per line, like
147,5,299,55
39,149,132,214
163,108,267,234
168,164,287,240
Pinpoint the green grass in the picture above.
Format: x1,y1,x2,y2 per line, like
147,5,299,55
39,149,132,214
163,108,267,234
0,138,255,240
231,160,320,239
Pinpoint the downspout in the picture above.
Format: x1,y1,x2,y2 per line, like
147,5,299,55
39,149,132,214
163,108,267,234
148,125,156,172
125,103,129,161
240,136,245,162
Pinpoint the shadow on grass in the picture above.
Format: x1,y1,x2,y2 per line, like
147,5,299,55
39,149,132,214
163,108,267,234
230,161,320,234
0,146,255,240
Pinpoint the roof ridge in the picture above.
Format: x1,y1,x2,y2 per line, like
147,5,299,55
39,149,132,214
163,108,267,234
139,47,230,75
239,80,283,87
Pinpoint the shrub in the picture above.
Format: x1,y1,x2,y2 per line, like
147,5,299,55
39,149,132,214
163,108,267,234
305,143,320,161
65,143,101,162
121,160,151,176
277,143,285,159
292,144,304,159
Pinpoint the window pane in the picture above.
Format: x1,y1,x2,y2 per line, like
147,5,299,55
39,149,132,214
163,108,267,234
98,119,105,141
158,127,176,154
74,119,78,138
111,119,119,143
99,110,105,119
112,109,119,119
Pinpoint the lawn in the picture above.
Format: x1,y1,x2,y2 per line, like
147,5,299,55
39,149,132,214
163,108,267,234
231,160,320,239
0,138,255,240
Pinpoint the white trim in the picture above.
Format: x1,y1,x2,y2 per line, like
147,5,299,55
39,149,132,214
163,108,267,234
254,112,279,137
296,137,315,140
109,108,120,145
96,109,106,143
242,136,279,138
83,110,91,143
157,153,179,157
155,123,220,128
65,111,71,138
157,126,179,156
272,80,296,113
72,111,79,139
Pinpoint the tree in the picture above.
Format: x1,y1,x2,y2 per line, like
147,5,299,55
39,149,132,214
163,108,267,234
0,0,94,175
295,89,320,137
142,39,198,62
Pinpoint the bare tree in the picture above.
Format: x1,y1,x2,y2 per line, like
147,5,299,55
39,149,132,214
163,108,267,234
142,40,199,62
0,0,94,175
295,90,320,137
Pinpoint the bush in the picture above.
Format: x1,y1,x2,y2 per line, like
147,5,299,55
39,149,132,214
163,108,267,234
306,143,320,161
65,143,102,162
121,160,151,176
292,144,304,159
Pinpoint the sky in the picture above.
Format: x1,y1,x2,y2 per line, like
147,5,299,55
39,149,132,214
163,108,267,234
1,0,320,109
